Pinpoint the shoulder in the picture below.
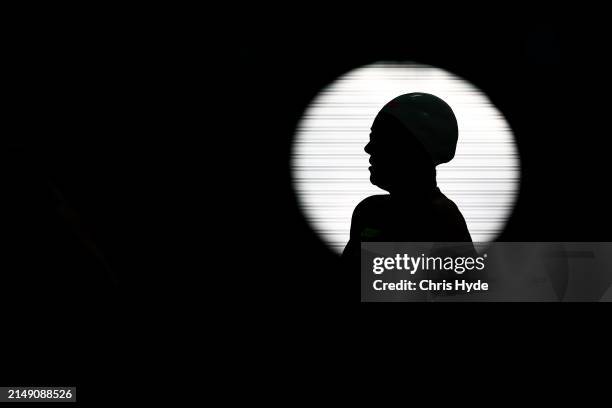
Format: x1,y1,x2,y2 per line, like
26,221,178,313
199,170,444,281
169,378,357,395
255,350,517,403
349,195,389,227
432,192,472,240
352,194,390,216
433,193,462,216
347,195,389,239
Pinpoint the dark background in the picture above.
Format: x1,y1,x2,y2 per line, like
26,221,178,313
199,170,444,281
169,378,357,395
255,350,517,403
4,11,612,402
235,15,612,388
237,17,612,294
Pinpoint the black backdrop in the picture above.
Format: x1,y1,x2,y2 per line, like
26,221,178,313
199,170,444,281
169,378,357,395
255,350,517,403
237,18,612,296
4,11,612,402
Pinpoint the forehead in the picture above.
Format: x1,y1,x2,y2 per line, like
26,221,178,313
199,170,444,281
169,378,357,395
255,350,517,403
370,113,406,137
373,111,404,129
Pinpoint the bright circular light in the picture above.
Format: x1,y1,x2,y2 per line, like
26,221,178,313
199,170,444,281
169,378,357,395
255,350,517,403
292,62,520,254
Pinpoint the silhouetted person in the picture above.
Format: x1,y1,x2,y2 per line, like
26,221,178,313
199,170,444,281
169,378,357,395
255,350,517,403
343,93,473,262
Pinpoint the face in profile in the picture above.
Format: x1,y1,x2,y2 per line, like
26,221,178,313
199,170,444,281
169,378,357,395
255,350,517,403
365,112,434,193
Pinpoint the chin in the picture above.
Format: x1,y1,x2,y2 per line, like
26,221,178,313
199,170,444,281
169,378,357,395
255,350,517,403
369,173,378,186
369,174,389,191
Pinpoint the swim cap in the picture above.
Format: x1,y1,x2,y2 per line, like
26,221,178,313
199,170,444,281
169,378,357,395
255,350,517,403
379,92,458,165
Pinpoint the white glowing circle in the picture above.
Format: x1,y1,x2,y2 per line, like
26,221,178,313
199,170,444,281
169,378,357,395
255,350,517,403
292,62,520,254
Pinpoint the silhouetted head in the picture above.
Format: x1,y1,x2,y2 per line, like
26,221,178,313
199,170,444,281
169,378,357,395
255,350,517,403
365,93,458,194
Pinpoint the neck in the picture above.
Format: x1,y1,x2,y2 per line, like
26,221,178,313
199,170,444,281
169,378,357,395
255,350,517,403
389,169,437,201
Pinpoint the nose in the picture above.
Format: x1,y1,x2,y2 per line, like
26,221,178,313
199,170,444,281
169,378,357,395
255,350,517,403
364,141,372,155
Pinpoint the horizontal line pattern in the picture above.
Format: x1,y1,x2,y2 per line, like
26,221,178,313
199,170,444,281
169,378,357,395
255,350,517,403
291,62,520,254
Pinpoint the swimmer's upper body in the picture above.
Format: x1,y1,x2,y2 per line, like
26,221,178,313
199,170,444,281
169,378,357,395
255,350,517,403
342,93,472,261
